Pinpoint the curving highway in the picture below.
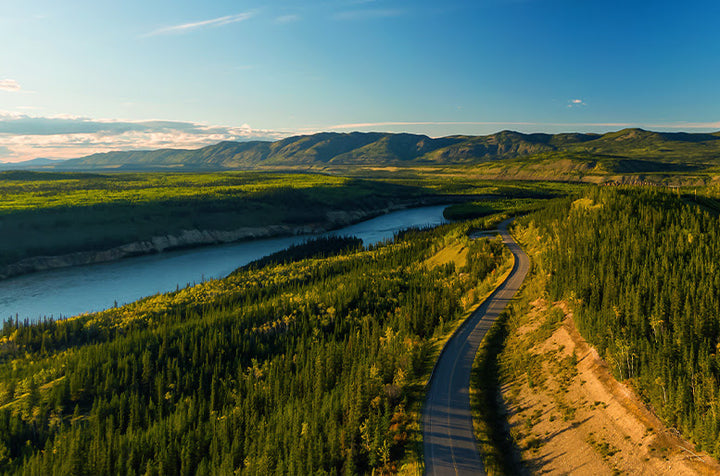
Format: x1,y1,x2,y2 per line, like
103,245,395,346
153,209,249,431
423,219,530,475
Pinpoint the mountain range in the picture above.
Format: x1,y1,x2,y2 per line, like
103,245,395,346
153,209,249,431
4,128,720,172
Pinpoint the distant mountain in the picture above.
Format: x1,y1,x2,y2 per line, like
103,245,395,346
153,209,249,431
0,158,66,170
563,128,720,161
26,128,720,172
420,131,598,163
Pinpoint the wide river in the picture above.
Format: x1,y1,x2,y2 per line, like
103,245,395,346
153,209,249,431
0,205,448,322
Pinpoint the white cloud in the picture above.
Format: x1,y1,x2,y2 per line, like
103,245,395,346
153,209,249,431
568,98,586,108
0,80,21,92
0,111,24,120
0,113,291,162
143,12,254,37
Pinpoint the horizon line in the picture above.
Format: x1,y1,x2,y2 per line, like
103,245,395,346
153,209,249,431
322,121,720,131
3,125,720,164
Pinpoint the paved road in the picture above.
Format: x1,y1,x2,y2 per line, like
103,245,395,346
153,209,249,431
423,220,530,475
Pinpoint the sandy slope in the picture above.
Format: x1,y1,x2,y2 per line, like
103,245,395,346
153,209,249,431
503,300,720,475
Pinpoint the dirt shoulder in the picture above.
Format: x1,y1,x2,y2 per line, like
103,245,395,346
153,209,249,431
501,299,720,475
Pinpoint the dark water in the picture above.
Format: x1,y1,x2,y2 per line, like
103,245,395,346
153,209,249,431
0,205,448,322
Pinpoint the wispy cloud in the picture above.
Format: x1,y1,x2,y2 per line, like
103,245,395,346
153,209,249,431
0,113,290,162
645,121,720,130
143,12,254,37
333,9,405,20
327,121,540,129
275,14,300,24
567,98,586,108
326,120,720,131
0,80,21,92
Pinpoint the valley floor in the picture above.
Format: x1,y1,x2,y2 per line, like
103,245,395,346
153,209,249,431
502,299,720,475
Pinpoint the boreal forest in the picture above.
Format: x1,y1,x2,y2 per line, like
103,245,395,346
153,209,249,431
0,218,508,475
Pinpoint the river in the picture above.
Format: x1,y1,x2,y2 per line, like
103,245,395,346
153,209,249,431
0,205,448,322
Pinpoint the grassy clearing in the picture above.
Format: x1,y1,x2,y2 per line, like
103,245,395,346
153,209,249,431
0,171,350,212
423,242,469,269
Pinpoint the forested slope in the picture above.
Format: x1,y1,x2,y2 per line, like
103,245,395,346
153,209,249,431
0,219,508,475
518,187,720,456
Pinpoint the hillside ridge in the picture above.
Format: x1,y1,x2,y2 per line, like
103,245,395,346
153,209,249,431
5,128,720,172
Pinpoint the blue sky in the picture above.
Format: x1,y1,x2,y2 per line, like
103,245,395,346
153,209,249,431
1,0,718,161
